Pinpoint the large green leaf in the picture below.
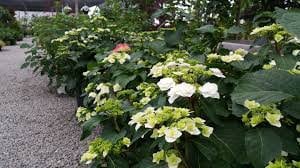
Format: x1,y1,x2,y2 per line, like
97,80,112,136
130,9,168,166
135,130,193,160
185,141,202,168
274,55,298,70
277,10,300,38
115,74,137,88
164,23,185,47
80,116,107,140
281,99,300,119
245,128,282,168
101,126,127,143
232,70,300,105
272,126,300,155
107,156,129,168
191,138,218,161
211,121,248,164
198,99,226,126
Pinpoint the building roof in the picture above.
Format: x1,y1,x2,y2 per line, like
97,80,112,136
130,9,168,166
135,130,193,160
0,0,103,12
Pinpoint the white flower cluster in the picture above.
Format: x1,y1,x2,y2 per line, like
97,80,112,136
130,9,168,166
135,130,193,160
103,52,131,64
157,78,220,104
207,48,248,63
88,83,122,106
129,106,213,143
149,57,225,81
242,100,283,127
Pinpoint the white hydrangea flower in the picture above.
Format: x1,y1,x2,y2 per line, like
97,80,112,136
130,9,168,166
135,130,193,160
200,82,220,99
166,153,182,168
281,151,288,157
184,122,201,135
164,127,182,143
129,112,146,130
80,152,97,164
166,62,178,67
270,60,276,66
167,83,196,104
96,83,110,95
157,78,176,91
88,92,97,98
265,113,283,127
83,71,90,76
292,50,300,56
201,125,214,137
113,83,122,92
149,63,164,77
209,68,226,78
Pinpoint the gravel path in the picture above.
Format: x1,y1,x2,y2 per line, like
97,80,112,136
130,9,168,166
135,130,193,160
0,38,87,168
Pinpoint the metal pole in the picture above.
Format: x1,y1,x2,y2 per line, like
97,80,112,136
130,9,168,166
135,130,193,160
75,0,79,15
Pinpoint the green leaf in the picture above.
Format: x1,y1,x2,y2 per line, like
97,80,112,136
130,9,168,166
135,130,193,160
232,70,300,105
196,25,216,33
281,99,300,119
132,128,151,143
272,126,300,155
132,158,167,168
81,116,107,140
277,10,300,38
231,54,261,71
164,23,185,47
245,128,282,168
101,126,127,143
191,138,218,161
107,156,129,168
211,121,248,164
115,74,137,88
274,55,297,70
145,40,167,54
198,99,225,126
185,141,202,168
95,52,107,61
20,62,30,69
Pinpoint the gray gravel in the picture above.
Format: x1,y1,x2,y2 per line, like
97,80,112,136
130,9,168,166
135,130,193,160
0,38,88,168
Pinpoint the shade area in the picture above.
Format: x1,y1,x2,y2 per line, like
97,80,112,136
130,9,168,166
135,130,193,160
0,0,103,11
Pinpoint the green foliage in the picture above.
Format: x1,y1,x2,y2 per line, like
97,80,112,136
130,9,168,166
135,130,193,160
22,1,300,168
0,6,23,45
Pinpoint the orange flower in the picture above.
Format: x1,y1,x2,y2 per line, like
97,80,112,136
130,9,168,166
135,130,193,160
113,43,130,53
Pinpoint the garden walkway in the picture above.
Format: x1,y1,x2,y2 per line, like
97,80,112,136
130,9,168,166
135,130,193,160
0,38,87,168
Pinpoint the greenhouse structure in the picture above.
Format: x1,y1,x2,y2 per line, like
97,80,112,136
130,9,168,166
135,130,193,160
0,0,300,168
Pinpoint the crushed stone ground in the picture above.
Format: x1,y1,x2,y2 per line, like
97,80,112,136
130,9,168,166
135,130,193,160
0,38,87,168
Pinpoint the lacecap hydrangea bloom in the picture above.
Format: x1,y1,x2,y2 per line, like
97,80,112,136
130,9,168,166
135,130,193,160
207,48,248,63
129,106,213,143
242,100,283,127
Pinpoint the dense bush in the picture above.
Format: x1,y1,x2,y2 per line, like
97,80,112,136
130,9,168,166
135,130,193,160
22,1,300,168
0,6,23,46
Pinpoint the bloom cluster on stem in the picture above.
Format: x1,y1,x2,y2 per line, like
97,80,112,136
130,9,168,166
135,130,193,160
129,106,213,142
242,100,283,127
207,48,248,63
80,137,131,165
